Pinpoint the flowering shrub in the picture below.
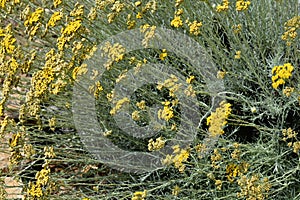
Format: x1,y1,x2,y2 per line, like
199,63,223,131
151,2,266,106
0,0,299,199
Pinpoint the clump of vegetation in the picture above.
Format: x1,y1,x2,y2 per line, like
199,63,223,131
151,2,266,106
0,0,299,199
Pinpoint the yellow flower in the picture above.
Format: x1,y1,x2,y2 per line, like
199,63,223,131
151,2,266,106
207,101,231,137
110,97,130,115
70,3,84,17
135,1,142,7
44,146,56,159
53,0,62,8
136,12,143,19
140,24,156,47
234,51,241,59
281,16,300,45
0,25,16,54
271,63,294,89
47,12,63,27
48,117,56,131
148,137,165,151
132,110,140,121
9,132,22,148
217,70,226,79
186,75,195,84
159,49,167,60
216,0,229,12
132,190,147,200
188,20,202,36
0,0,7,8
171,16,183,28
232,24,242,34
237,174,271,199
35,167,50,186
24,7,44,27
158,104,174,121
136,100,146,110
236,0,251,11
215,179,222,190
72,65,88,80
27,182,43,197
175,8,184,16
175,0,184,7
62,19,82,35
184,84,196,97
172,185,180,196
283,87,294,97
88,7,97,21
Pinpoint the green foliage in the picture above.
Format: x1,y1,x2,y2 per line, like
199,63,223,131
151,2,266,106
0,0,299,199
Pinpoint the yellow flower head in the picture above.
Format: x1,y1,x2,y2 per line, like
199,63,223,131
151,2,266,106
171,16,183,28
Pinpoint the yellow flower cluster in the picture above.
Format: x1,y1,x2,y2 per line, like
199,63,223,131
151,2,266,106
187,20,202,36
23,143,35,159
159,49,168,60
131,110,140,121
282,128,300,154
56,4,85,51
232,24,242,34
44,146,56,159
140,24,156,47
9,132,22,149
107,90,115,102
26,147,56,198
62,19,82,35
72,64,88,81
8,131,23,165
282,86,294,97
48,117,56,131
184,84,196,97
234,50,241,59
206,101,232,137
136,100,146,110
132,190,147,200
236,0,251,11
27,165,51,198
281,16,300,46
217,70,226,79
175,0,184,7
158,100,177,121
53,0,62,8
127,14,136,29
0,24,16,54
171,16,183,28
172,185,180,196
29,49,63,99
216,0,229,12
24,7,43,27
101,42,126,70
157,74,181,97
133,0,157,19
162,145,190,172
271,63,294,89
47,11,63,27
226,162,249,183
215,179,222,190
148,136,165,151
237,175,271,200
110,97,130,115
97,1,122,21
107,1,125,23
210,148,222,169
186,75,195,84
